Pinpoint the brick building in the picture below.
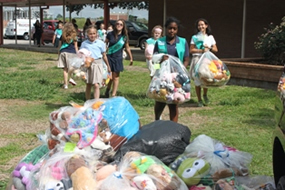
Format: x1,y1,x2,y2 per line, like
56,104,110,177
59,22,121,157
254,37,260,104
149,0,285,58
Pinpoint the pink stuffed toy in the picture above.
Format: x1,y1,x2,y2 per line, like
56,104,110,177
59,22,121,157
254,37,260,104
173,92,185,103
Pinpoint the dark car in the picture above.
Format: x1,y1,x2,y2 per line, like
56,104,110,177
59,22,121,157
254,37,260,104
32,20,83,47
95,20,149,50
273,72,285,188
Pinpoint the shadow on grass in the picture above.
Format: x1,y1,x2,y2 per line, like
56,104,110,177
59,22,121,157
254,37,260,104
45,102,69,110
46,58,58,61
243,108,275,129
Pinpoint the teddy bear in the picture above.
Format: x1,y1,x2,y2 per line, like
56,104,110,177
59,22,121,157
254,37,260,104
146,164,182,190
65,155,97,190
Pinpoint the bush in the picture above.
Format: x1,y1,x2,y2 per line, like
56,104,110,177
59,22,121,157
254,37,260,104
254,16,285,65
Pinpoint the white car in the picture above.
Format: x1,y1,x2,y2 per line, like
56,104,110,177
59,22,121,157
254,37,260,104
5,19,36,40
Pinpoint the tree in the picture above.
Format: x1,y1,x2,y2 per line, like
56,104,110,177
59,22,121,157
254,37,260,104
67,1,149,15
55,14,63,20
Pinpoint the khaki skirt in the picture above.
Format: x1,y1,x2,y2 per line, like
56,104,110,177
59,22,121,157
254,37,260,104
86,59,103,85
57,52,77,69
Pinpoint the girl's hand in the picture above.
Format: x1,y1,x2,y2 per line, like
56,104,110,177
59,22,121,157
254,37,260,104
129,60,133,66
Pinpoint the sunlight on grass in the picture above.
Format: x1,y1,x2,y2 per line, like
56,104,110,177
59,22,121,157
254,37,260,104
0,48,278,187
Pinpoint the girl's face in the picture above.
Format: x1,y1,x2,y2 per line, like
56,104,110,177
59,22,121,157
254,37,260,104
166,22,178,39
153,29,162,40
197,21,208,33
115,21,124,31
58,24,63,29
87,28,97,42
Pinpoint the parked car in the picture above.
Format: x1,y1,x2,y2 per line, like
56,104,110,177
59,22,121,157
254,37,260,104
32,20,83,47
95,20,149,50
5,19,36,40
273,72,285,188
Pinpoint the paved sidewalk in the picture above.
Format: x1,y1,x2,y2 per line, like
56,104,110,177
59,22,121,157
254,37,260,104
0,42,146,61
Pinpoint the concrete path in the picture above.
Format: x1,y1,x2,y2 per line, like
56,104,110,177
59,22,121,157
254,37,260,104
1,39,146,61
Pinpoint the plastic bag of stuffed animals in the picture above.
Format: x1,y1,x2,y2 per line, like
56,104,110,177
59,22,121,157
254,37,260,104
169,134,253,188
194,51,231,87
7,97,141,190
101,60,112,88
146,53,191,104
69,48,95,82
6,144,50,190
47,97,140,162
278,72,285,93
98,151,189,190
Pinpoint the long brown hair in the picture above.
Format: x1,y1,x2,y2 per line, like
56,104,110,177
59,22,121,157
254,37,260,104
61,22,77,43
113,19,129,42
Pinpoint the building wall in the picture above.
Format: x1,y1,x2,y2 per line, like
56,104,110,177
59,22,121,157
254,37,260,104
149,0,285,58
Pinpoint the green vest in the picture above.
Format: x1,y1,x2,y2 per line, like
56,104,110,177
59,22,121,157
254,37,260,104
146,38,156,45
157,36,186,63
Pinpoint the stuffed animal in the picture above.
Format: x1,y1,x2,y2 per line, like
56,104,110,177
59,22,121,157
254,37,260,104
130,156,156,174
131,174,157,190
65,155,97,190
146,164,181,190
96,164,117,181
176,158,211,186
66,107,103,149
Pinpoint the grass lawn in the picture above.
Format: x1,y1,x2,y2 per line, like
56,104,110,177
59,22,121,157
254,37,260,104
0,48,277,189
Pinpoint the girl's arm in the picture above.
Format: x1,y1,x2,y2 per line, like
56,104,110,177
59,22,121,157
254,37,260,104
102,52,111,73
125,42,133,66
74,41,79,53
52,33,56,44
190,44,204,54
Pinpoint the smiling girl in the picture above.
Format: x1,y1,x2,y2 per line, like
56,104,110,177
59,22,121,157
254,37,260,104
104,19,133,98
80,25,111,100
189,18,218,107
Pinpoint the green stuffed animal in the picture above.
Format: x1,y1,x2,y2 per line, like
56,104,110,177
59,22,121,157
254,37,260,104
176,158,210,186
130,156,156,174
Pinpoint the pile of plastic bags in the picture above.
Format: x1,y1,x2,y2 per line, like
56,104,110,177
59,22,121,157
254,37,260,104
7,97,275,190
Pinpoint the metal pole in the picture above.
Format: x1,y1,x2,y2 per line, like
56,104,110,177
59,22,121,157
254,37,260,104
241,0,246,58
28,0,31,46
163,0,166,34
15,6,17,45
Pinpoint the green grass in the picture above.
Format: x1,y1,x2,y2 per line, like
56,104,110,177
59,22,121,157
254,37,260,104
0,48,277,188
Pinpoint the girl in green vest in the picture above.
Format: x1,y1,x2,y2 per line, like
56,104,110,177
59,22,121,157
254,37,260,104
105,19,133,97
189,18,218,107
153,17,190,122
145,25,163,78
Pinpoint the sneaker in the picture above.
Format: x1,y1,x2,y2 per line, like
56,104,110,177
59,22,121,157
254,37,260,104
198,100,204,107
63,85,68,89
203,95,210,105
69,78,77,86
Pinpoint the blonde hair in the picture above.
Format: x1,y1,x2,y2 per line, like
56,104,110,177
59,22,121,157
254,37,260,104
151,25,163,37
61,22,77,43
86,24,97,34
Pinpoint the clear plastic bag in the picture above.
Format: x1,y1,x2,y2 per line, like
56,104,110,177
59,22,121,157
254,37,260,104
98,151,188,190
181,134,252,176
6,144,49,190
146,53,191,104
194,51,231,87
102,60,111,88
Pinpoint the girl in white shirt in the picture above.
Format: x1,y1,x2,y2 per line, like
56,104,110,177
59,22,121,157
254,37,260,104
189,18,218,107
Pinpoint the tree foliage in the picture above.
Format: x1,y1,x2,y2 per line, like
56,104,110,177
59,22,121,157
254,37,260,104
67,1,149,15
254,16,285,65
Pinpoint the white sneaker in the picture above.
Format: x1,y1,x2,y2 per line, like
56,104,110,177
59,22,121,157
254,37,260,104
63,85,68,89
69,78,77,86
